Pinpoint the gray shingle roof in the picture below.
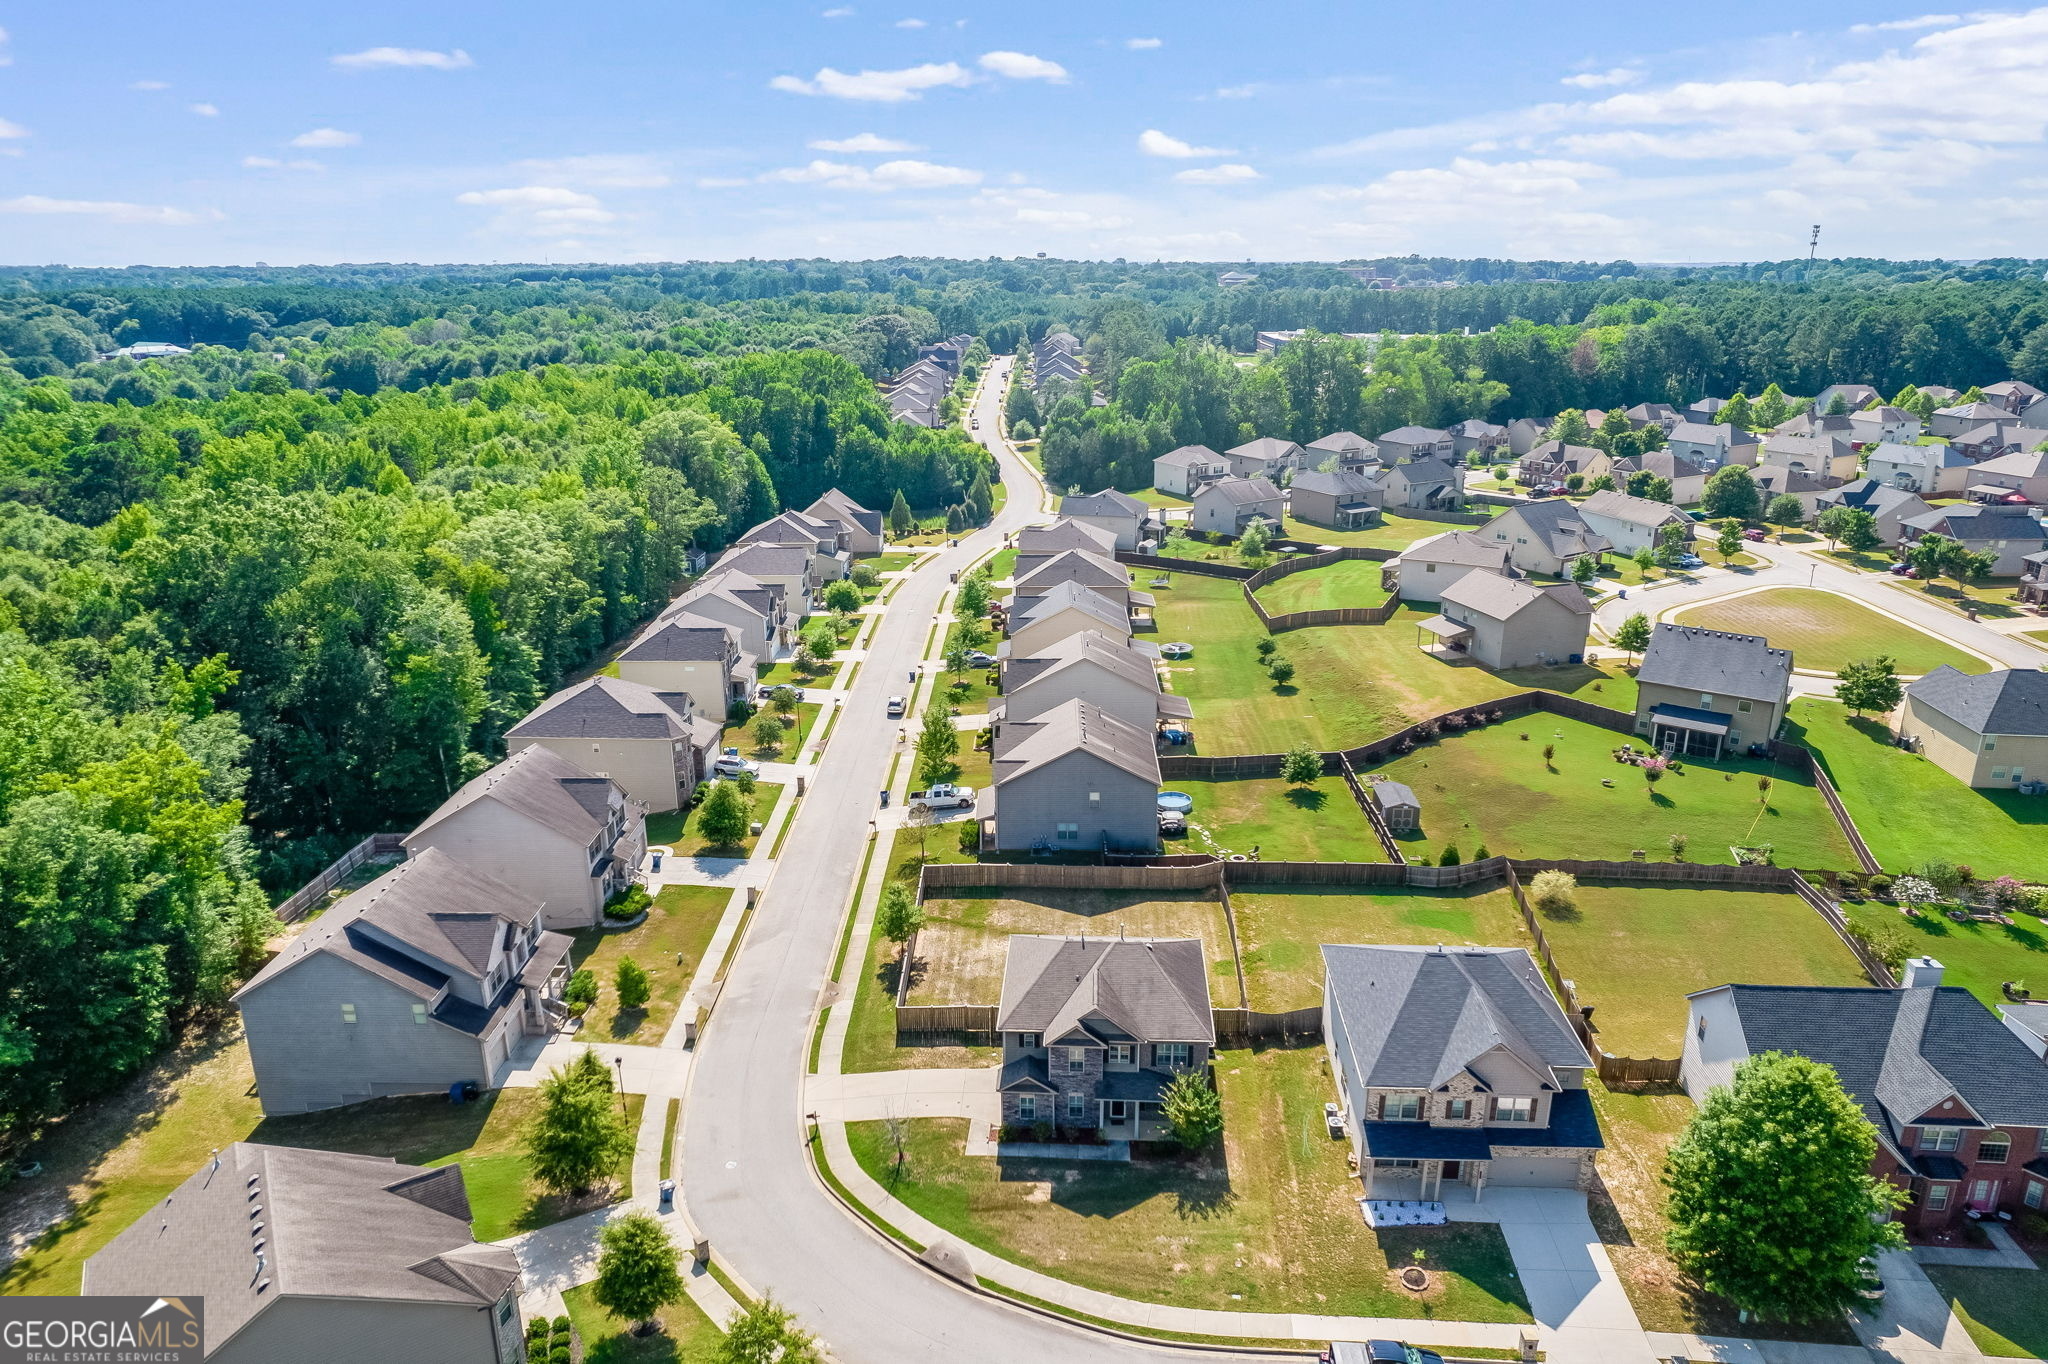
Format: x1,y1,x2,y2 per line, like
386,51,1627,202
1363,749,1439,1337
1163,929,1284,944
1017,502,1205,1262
806,488,881,537
1440,571,1591,621
1901,504,2048,542
1969,449,2048,479
1014,580,1129,631
1012,548,1127,594
1751,464,1843,495
1401,530,1511,572
992,697,1161,786
996,935,1214,1043
1060,489,1148,520
1322,945,1590,1090
1639,623,1793,698
1308,430,1375,453
1015,519,1118,556
1198,475,1284,506
1377,425,1451,445
1001,629,1161,696
1225,437,1303,462
84,1143,519,1350
1523,440,1604,467
1668,421,1757,447
408,746,622,847
1290,468,1382,501
1154,444,1224,468
1490,499,1612,558
1578,488,1688,529
507,676,696,742
1906,666,2048,736
1816,478,1927,519
619,611,740,664
1869,441,1969,470
738,509,836,548
713,542,814,577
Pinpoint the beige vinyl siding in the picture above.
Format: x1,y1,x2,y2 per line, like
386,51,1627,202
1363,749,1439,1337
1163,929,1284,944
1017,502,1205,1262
999,666,1159,730
508,734,685,813
404,807,600,932
615,656,738,723
1008,608,1130,657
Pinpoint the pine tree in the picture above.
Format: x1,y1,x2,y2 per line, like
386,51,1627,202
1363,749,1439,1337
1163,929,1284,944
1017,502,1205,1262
888,488,915,537
524,1050,634,1195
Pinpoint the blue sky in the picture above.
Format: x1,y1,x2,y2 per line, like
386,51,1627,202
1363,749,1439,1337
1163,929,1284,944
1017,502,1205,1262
5,2,2048,265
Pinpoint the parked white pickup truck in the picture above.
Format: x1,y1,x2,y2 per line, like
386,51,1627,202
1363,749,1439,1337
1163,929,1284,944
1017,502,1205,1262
907,783,976,811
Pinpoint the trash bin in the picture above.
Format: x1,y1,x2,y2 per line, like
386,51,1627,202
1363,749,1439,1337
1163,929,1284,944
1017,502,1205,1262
659,1179,675,1212
651,851,663,873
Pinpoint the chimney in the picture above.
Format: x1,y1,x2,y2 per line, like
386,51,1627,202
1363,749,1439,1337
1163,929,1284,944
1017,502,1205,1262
1902,956,1945,990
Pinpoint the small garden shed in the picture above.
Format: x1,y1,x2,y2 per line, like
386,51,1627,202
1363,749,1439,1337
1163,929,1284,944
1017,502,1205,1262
1371,780,1421,831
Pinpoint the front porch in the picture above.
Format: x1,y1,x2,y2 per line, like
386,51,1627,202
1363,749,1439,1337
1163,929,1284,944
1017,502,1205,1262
1362,1155,1491,1202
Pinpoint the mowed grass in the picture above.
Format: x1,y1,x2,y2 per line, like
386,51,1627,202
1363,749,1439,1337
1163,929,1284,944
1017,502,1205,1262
1535,885,1868,1057
1166,775,1382,863
1362,716,1856,869
903,891,1240,1008
722,701,822,758
1789,699,2048,880
645,781,783,858
568,884,733,1041
564,1280,724,1364
1924,1266,2048,1360
1841,900,2048,1011
847,1047,1533,1323
1672,587,1988,676
1150,573,1628,755
1280,512,1467,552
1252,558,1394,613
1230,884,1527,1011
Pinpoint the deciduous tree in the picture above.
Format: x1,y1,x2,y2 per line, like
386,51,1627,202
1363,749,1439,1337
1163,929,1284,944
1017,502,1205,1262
1836,656,1904,717
594,1213,686,1337
524,1050,634,1195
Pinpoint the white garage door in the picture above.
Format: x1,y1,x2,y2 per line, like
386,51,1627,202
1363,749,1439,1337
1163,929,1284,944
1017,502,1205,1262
1488,1156,1579,1187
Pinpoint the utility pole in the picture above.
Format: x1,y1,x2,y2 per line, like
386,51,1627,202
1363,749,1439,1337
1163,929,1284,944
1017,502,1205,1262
1808,224,1821,265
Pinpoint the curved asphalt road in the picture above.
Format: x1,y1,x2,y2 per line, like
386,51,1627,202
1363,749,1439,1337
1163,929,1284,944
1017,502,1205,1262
682,358,1274,1362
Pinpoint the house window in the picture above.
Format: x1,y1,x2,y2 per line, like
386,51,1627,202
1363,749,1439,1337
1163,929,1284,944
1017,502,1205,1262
2026,1181,2044,1210
1494,1097,1535,1123
340,1004,357,1024
1066,1093,1087,1121
1154,1043,1191,1069
1088,792,1100,803
1425,563,1437,573
1698,693,1715,707
1992,768,2008,781
1108,1044,1133,1064
1066,1047,1087,1074
1444,1098,1471,1120
1017,1095,1038,1122
1056,823,1079,841
1922,1127,1961,1153
498,1299,516,1326
1383,1094,1422,1121
1926,1183,1952,1211
412,1004,428,1025
1015,1032,1039,1049
1737,700,1752,713
1983,737,1997,752
1979,1133,2012,1164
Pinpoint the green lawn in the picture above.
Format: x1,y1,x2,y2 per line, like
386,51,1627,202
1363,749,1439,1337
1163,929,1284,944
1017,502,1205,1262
2021,628,2048,650
1924,1266,2048,1360
1788,698,2048,880
846,1047,1533,1323
569,885,733,1041
1252,558,1394,613
756,659,830,688
1129,487,1192,509
1151,573,1629,755
984,547,1018,580
933,671,999,716
864,551,921,573
1672,588,1988,675
1362,715,1857,870
1229,884,1527,1010
1841,900,2048,1009
1279,512,1465,552
1536,885,1868,1057
722,701,821,758
645,781,784,858
563,1281,724,1364
1885,576,2032,621
1165,775,1382,863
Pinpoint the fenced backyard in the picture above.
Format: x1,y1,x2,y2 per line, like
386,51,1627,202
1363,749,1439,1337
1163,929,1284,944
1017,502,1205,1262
273,832,406,922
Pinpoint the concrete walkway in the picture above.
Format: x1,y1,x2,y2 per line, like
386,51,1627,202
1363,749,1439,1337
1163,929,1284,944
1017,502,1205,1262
1912,1221,2038,1271
1452,1188,1656,1362
1853,1248,1988,1364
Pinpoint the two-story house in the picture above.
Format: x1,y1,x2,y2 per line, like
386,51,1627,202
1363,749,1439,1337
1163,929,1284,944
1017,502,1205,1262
235,848,573,1114
993,629,1187,731
1683,961,2048,1230
614,610,756,722
1153,444,1230,497
1517,441,1611,487
1423,574,1592,670
1009,548,1146,621
1447,419,1510,457
505,675,721,814
1665,421,1761,469
1015,518,1118,560
1812,478,1935,547
1306,430,1379,469
1608,450,1711,505
1867,441,1974,497
1058,489,1155,551
1001,580,1136,658
1378,457,1465,512
805,487,885,555
1964,449,2048,505
1848,405,1924,446
1190,476,1285,537
1984,380,2046,415
670,569,788,656
1224,437,1304,480
1323,944,1604,1199
1375,425,1455,464
1898,666,2048,789
404,746,645,931
1576,488,1693,557
995,935,1215,1142
1288,468,1384,531
1899,504,2048,577
710,540,819,617
736,508,851,585
1633,624,1793,758
989,698,1161,853
1763,433,1859,482
1478,499,1612,577
1387,531,1516,605
1931,401,2016,439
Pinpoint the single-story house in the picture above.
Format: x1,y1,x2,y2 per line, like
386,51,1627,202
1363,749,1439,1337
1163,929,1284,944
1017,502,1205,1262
404,746,645,931
1812,478,1936,546
1478,499,1612,577
1751,464,1848,518
1518,441,1611,486
1422,573,1592,670
1762,434,1859,481
1289,468,1384,530
234,848,573,1114
805,487,885,555
1899,504,2048,577
1191,475,1286,537
1633,623,1793,758
1963,449,2048,505
84,1144,523,1363
1867,441,1975,497
995,935,1213,1141
1682,963,2048,1231
994,628,1182,732
1665,421,1761,469
1899,667,2048,789
989,698,1161,853
1224,437,1305,480
1388,530,1516,605
505,675,720,814
1323,944,1603,1199
1153,444,1230,497
1375,425,1455,464
1609,450,1711,505
1379,457,1465,512
615,610,755,722
1576,488,1693,556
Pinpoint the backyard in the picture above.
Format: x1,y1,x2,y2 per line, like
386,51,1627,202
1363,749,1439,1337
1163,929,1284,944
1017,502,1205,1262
1789,698,2048,881
1165,775,1382,863
1361,715,1858,869
1671,588,1989,675
1840,900,2048,1009
568,885,733,1041
845,1046,1534,1323
1280,511,1468,552
1251,558,1394,614
646,781,783,858
1229,884,1528,1011
1535,884,1869,1057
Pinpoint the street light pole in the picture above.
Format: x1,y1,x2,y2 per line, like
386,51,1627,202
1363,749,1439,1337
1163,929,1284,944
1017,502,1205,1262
614,1055,628,1114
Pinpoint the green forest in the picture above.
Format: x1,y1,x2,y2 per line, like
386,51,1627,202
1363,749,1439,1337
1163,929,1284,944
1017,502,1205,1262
1,254,2046,1146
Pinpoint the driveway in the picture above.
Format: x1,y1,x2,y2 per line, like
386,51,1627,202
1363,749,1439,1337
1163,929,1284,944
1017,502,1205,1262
1451,1187,1655,1361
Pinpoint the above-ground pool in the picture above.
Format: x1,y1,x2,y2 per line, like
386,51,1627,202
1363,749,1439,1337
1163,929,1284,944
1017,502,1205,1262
1156,791,1194,813
1160,641,1193,658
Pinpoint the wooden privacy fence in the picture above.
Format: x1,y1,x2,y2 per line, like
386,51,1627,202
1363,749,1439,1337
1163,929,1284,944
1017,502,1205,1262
1339,754,1405,864
274,832,406,922
1213,1006,1323,1048
1115,551,1253,581
919,859,1226,896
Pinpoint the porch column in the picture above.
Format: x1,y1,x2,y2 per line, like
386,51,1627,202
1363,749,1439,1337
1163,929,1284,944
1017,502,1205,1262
1362,1158,1375,1198
1472,1161,1487,1204
1423,1160,1440,1200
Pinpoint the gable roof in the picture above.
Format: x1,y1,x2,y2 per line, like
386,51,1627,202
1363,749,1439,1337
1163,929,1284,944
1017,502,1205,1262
1377,425,1451,445
1868,441,1969,470
1906,666,2048,737
1668,420,1757,447
1612,450,1710,481
712,542,814,578
1523,440,1604,466
1225,436,1304,463
1307,430,1376,453
738,509,837,549
1968,449,2048,480
1012,547,1127,594
408,746,621,848
1901,504,2048,542
1154,443,1225,468
1387,456,1459,486
507,675,695,742
1578,488,1688,529
1014,518,1118,556
1639,623,1792,697
1290,468,1382,501
1401,530,1512,572
1003,629,1161,697
996,935,1214,1043
992,698,1160,787
1751,464,1844,496
618,611,740,664
1060,489,1148,520
805,488,883,536
1489,498,1611,558
1441,571,1591,622
1322,945,1591,1091
1014,580,1129,632
1816,478,1928,518
1936,401,2011,423
1196,475,1283,506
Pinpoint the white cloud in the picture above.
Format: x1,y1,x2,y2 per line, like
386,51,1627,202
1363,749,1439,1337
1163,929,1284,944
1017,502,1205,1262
894,17,926,27
0,194,212,226
1849,13,1961,32
331,46,473,70
1126,37,1162,49
513,153,671,187
1561,67,1643,89
808,132,921,152
1138,128,1235,158
456,184,618,232
979,50,1067,81
291,127,361,148
760,157,982,190
1212,83,1259,99
188,102,219,117
1174,163,1261,184
0,118,28,139
0,26,12,66
821,5,854,14
131,79,169,91
770,61,971,101
243,156,324,171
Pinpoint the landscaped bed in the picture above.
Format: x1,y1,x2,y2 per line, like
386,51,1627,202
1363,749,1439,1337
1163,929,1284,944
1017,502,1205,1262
568,884,733,1041
1165,775,1382,863
1536,885,1869,1057
1229,884,1528,1011
1840,899,2048,1010
1789,698,2048,881
1671,587,1988,675
645,781,784,858
846,1047,1534,1323
1251,558,1393,614
1360,714,1857,869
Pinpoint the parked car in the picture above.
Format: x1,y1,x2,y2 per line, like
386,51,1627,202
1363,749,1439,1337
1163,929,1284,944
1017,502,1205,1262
1742,527,1767,542
1675,554,1705,569
885,696,906,717
1323,1343,1445,1364
907,783,976,811
964,650,996,667
712,755,760,778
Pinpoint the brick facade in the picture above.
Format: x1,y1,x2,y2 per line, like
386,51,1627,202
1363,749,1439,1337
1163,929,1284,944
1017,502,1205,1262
1880,1122,2048,1229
